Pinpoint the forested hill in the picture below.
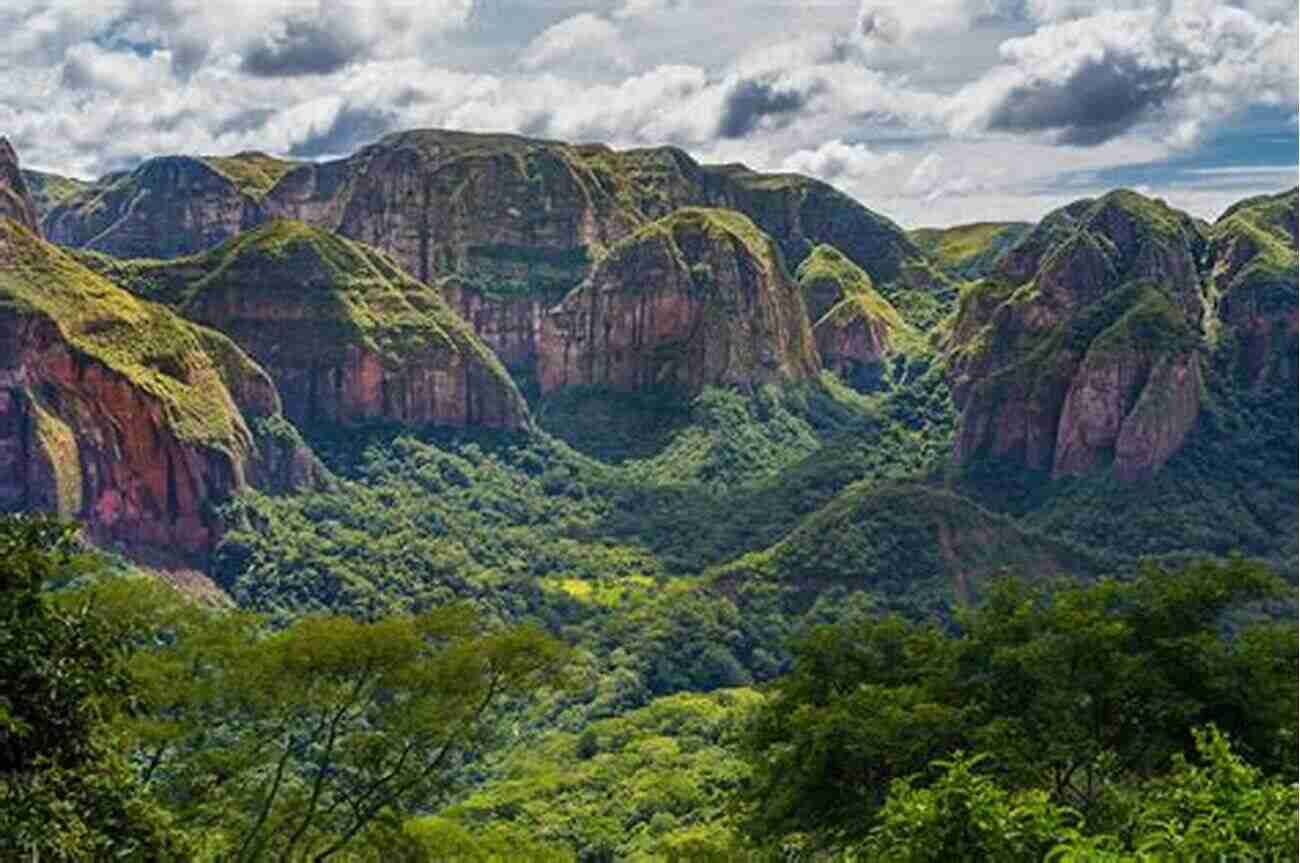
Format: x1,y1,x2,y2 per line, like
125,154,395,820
0,128,1296,860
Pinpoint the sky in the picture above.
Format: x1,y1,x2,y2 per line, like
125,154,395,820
1,0,1296,227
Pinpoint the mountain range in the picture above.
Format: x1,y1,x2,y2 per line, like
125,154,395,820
0,130,1294,600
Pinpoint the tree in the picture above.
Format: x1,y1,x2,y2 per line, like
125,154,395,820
121,601,569,861
0,515,188,860
737,558,1297,850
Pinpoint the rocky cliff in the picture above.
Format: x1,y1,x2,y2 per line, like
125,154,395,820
42,152,296,259
83,220,530,431
40,130,949,389
1207,188,1298,390
795,244,906,391
947,190,1208,481
0,139,40,234
538,208,819,397
0,217,315,558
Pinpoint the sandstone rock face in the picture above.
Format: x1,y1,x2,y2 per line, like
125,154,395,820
263,130,640,287
0,138,40,234
1208,188,1298,390
43,156,262,258
93,220,531,432
0,218,312,558
538,209,819,396
37,129,949,396
948,190,1209,480
795,245,905,391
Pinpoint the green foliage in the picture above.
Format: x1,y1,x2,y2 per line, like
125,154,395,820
856,727,1298,863
0,516,190,861
445,689,763,861
111,591,569,861
737,559,1297,851
855,753,1077,863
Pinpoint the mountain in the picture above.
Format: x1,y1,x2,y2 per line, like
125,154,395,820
42,151,297,258
0,216,315,558
713,482,1103,612
538,208,819,398
37,130,950,391
796,244,909,391
20,168,90,221
1208,187,1298,390
946,190,1210,481
77,220,531,432
910,221,1033,281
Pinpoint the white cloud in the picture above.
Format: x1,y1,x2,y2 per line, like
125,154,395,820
519,13,630,72
782,140,903,185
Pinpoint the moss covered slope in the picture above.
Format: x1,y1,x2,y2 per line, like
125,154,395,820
796,244,909,391
910,221,1033,281
1208,187,1298,389
0,217,309,555
84,220,530,431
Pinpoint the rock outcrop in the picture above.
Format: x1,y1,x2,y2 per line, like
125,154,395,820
41,130,951,390
42,152,296,259
0,217,314,558
947,190,1208,481
84,220,530,431
0,138,40,234
1207,188,1298,390
795,244,906,391
538,208,819,396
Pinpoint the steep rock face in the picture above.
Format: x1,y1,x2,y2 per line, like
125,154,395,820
795,244,905,391
42,152,295,259
539,208,819,396
1208,188,1298,390
947,190,1208,481
700,164,941,293
34,130,952,391
87,220,530,431
263,130,640,287
0,138,40,234
0,217,313,557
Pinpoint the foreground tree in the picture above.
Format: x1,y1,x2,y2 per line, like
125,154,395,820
854,727,1298,863
118,598,570,861
739,558,1297,850
0,515,188,860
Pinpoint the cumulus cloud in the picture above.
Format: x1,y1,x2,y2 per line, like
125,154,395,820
951,3,1298,147
0,0,1291,228
286,101,397,157
614,0,692,19
781,140,904,185
240,17,366,77
717,77,822,138
519,13,629,72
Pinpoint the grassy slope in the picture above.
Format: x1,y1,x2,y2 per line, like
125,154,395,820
20,169,90,219
0,219,261,447
198,152,298,201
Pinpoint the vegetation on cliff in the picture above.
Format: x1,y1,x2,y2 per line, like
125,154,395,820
0,219,266,447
